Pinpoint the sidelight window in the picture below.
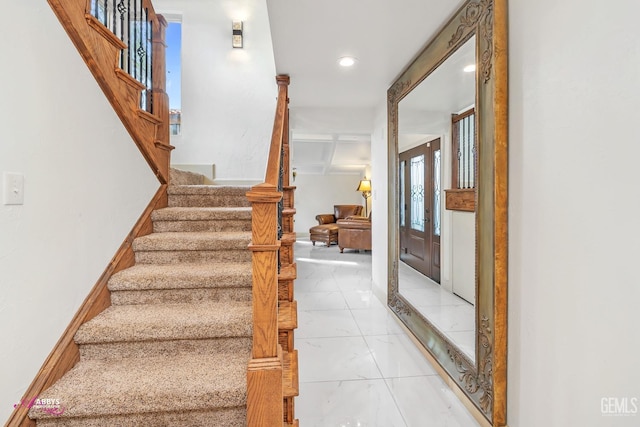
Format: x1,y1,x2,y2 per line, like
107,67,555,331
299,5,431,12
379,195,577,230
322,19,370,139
452,108,475,189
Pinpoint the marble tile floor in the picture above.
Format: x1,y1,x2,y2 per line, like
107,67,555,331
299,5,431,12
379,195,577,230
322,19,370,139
397,261,476,361
294,239,480,427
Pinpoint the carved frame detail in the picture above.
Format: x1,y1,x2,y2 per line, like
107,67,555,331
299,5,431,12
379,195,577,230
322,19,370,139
386,0,507,425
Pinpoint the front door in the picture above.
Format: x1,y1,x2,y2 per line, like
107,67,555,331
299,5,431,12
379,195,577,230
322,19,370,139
399,139,441,283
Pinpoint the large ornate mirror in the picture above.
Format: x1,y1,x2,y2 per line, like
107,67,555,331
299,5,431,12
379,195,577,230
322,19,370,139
387,0,507,425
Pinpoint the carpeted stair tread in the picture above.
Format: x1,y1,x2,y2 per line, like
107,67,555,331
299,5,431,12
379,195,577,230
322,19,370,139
75,301,252,344
168,185,251,208
152,207,252,232
133,231,251,251
168,185,250,196
169,168,206,185
108,263,251,291
34,408,245,427
29,180,261,425
151,206,252,221
29,351,248,420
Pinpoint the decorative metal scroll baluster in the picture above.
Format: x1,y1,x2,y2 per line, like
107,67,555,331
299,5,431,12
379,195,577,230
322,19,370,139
90,0,154,113
145,7,153,111
132,0,137,80
118,1,128,80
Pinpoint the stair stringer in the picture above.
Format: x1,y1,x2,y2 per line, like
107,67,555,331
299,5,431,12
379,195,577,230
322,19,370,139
47,0,172,183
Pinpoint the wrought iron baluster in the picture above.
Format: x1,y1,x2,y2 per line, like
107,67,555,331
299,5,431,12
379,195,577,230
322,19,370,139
148,13,153,113
126,0,131,75
464,116,468,188
89,0,155,108
111,0,115,34
471,113,475,187
453,111,476,190
460,119,467,188
461,117,466,188
116,0,125,72
277,145,285,272
135,0,140,82
457,147,462,189
138,7,147,110
145,9,150,111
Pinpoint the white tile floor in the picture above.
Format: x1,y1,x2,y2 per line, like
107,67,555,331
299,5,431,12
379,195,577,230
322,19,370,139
294,240,480,427
397,262,476,361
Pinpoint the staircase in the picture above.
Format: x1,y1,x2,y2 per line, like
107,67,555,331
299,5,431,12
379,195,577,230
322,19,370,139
10,2,298,423
29,176,257,425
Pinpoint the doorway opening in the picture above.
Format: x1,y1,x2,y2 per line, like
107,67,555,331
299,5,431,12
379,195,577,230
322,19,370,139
399,138,441,283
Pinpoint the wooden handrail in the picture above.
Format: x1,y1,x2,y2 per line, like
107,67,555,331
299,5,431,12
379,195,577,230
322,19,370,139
264,75,291,185
246,75,294,426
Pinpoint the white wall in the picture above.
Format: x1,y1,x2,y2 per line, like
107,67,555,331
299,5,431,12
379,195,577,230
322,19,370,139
508,0,640,425
294,174,365,236
450,211,474,303
370,103,389,300
153,0,277,183
0,1,159,421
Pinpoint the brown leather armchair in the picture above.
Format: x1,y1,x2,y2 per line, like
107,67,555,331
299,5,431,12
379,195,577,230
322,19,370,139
337,213,371,253
309,205,363,246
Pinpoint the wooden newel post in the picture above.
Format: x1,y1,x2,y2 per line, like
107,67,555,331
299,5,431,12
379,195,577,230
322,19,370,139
247,184,281,359
246,74,293,426
246,184,283,426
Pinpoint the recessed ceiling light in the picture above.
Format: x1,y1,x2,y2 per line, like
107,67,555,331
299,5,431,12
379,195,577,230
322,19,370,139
338,56,357,67
463,64,476,73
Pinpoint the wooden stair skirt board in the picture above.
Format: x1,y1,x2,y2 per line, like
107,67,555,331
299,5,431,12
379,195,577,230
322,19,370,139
48,0,172,184
24,185,293,426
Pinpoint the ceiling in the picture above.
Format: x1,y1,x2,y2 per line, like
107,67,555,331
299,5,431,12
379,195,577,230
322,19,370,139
266,0,465,175
398,35,476,150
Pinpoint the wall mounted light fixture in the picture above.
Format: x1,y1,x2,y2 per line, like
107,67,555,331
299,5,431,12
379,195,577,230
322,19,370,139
232,21,243,48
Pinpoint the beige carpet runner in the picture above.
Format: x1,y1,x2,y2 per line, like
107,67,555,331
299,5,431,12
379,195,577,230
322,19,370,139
30,178,254,426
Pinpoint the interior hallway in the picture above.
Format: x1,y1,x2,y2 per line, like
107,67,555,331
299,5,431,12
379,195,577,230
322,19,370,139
294,240,480,426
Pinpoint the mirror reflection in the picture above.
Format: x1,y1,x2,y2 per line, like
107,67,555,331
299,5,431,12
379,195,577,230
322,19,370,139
397,35,476,361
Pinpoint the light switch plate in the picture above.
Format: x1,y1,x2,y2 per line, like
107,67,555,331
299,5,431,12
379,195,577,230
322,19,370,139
3,172,24,205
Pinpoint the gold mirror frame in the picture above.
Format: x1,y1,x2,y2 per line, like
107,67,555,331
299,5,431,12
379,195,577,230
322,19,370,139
386,0,507,424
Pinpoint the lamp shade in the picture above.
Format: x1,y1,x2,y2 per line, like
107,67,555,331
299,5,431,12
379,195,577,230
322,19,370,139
356,179,372,192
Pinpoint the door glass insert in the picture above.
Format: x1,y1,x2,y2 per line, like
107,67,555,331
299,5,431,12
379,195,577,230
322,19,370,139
400,160,406,227
434,149,441,236
410,154,425,232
